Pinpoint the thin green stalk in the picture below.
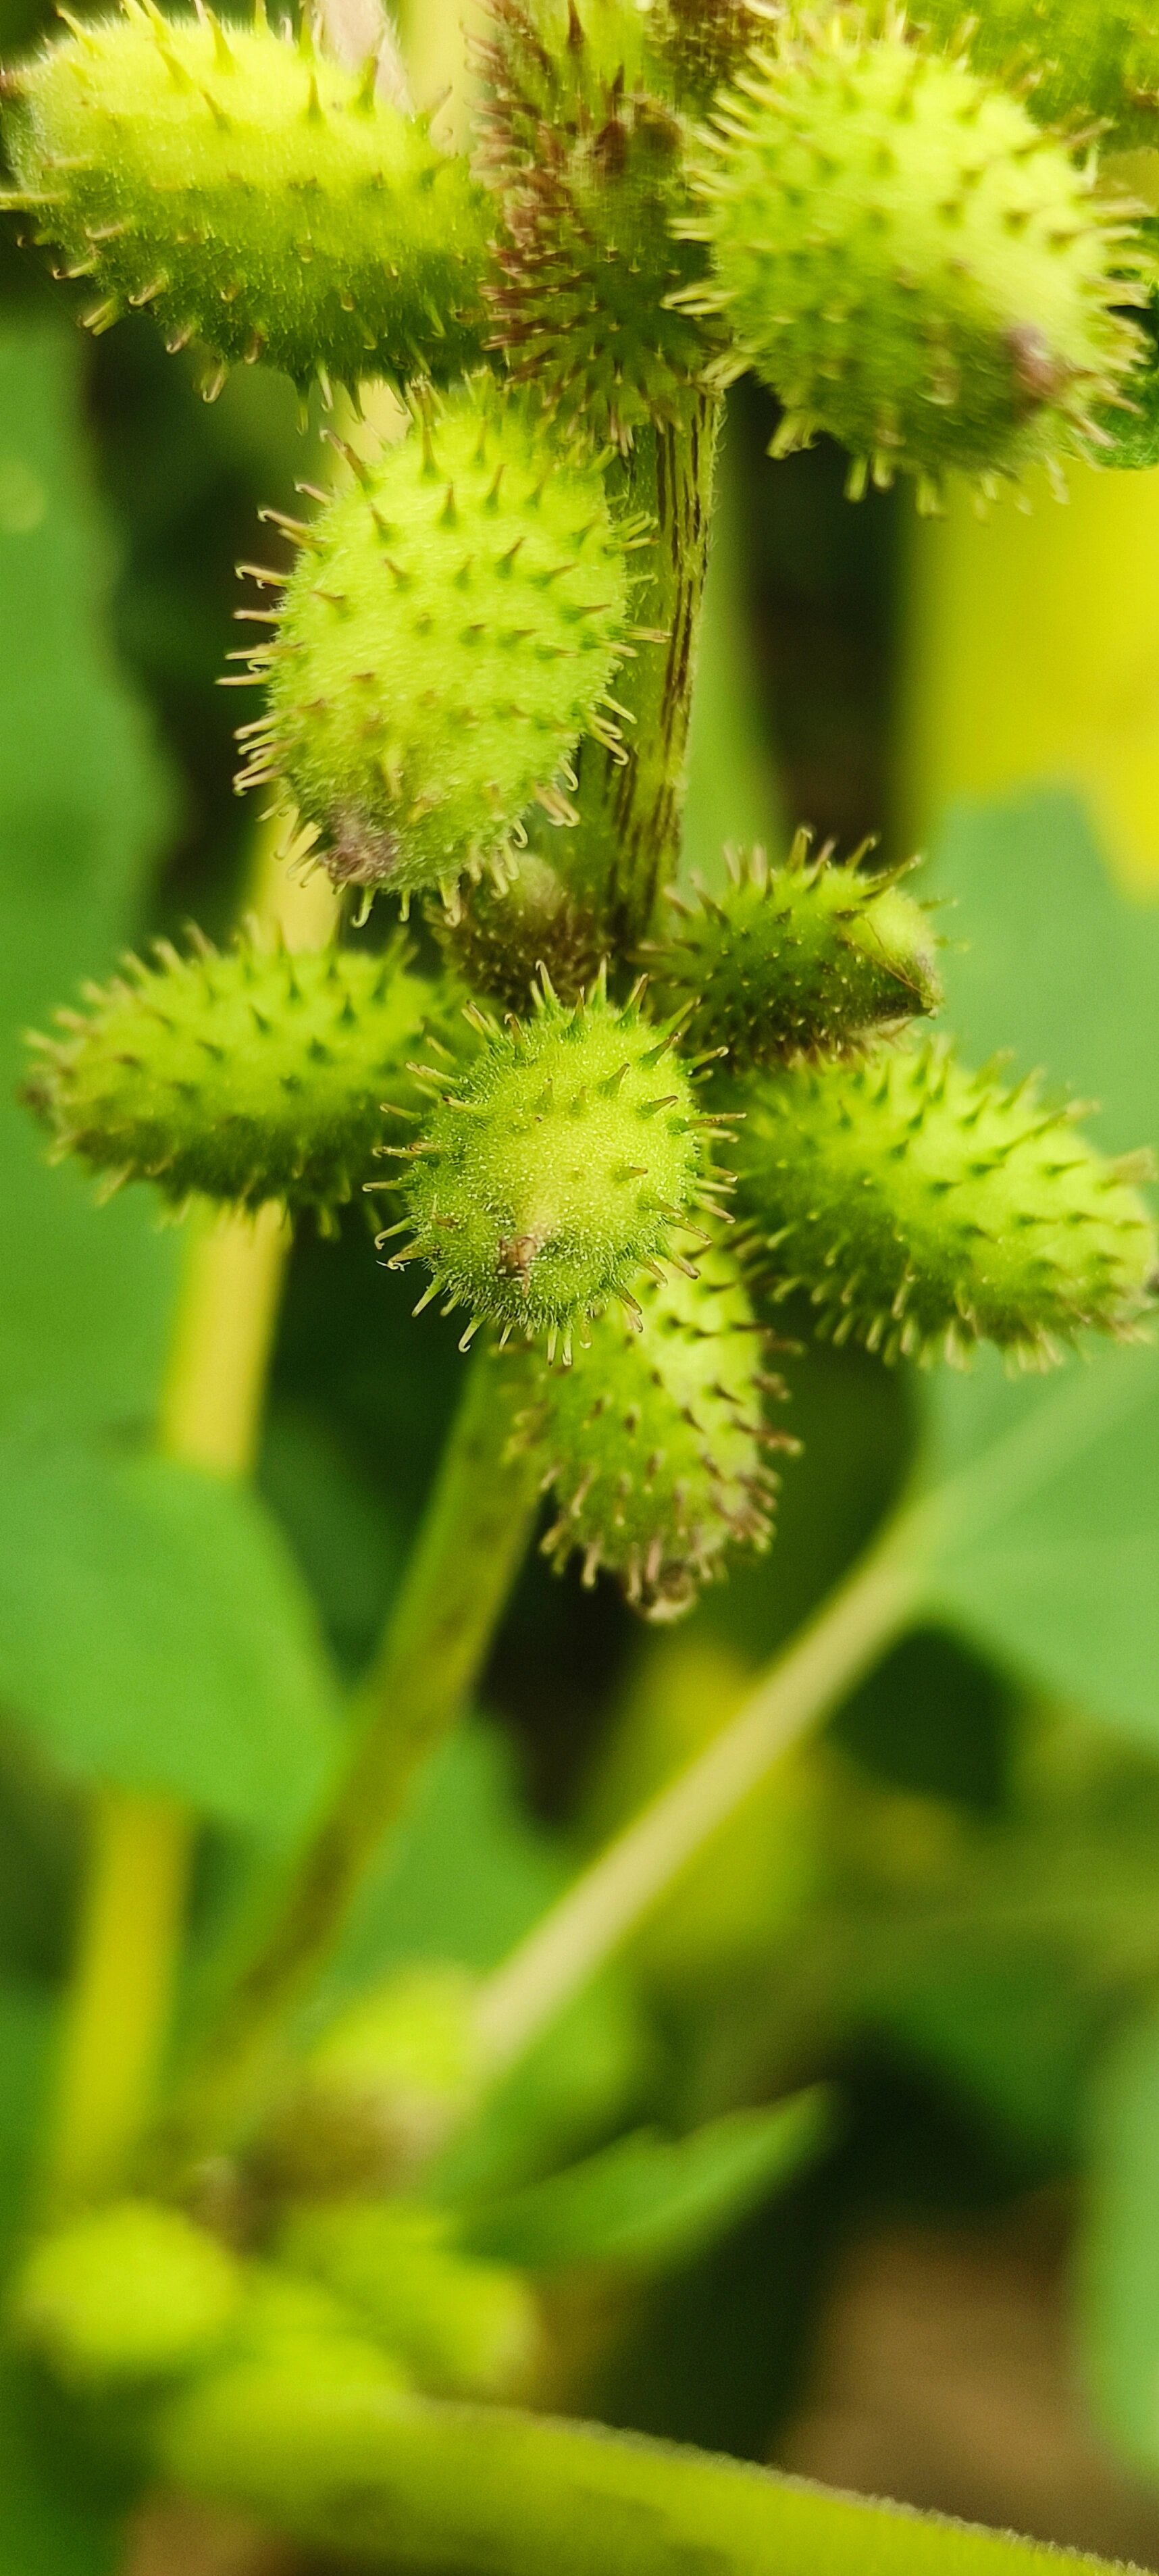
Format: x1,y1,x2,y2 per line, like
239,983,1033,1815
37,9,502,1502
156,1344,542,2173
474,1518,921,2076
570,392,723,950
163,2379,1124,2576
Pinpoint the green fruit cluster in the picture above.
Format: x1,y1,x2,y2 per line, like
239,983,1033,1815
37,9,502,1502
681,13,1144,496
476,0,713,450
430,847,603,1011
512,1238,789,1619
391,979,722,1352
24,931,448,1220
915,0,1159,152
733,1037,1158,1364
1,3,490,400
244,377,640,900
13,2201,244,2388
646,835,941,1066
280,2202,537,2398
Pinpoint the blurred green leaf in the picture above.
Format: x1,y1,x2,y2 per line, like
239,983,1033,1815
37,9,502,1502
0,1978,52,2270
0,319,179,1436
0,1431,342,1831
308,1723,650,2202
908,791,1159,1744
461,2090,833,2275
0,2357,115,2576
919,1344,1159,1747
1081,2003,1159,2469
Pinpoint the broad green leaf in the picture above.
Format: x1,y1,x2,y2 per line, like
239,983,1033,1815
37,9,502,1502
0,1431,342,1831
917,1344,1159,1747
1081,2004,1159,2468
0,2357,116,2576
461,2090,833,2274
0,319,179,1434
908,792,1159,1744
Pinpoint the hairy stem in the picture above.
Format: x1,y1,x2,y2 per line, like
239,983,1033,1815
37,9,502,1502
475,1523,919,2076
569,392,722,950
156,1345,541,2173
163,2380,1122,2576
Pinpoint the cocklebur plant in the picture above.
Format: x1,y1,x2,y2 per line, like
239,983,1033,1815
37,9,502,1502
3,0,1159,2567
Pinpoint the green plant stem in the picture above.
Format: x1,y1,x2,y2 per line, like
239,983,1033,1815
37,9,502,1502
570,391,722,950
156,1345,541,2173
163,2379,1123,2576
474,1520,920,2077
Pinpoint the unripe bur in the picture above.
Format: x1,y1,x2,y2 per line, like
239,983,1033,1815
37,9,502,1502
647,835,941,1065
914,0,1159,152
476,0,715,450
24,931,454,1221
256,1966,482,2196
512,1238,791,1620
733,1037,1158,1364
430,848,604,1011
280,2200,539,2397
12,2200,243,2388
681,12,1144,497
390,978,721,1351
1,3,489,399
244,378,640,899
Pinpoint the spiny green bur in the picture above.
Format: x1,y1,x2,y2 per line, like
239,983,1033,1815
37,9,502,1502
257,1965,482,2196
476,0,713,450
512,1239,790,1620
1,3,489,399
681,11,1143,498
915,0,1159,151
11,2200,244,2388
390,981,714,1351
430,848,604,1012
246,378,639,899
733,1037,1158,1364
280,2203,538,2398
648,835,942,1066
25,932,448,1220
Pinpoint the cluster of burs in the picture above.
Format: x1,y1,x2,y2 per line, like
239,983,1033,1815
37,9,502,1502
5,0,1159,1620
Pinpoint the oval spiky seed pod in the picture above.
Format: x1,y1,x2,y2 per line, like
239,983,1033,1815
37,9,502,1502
647,835,942,1066
475,0,715,450
681,11,1146,497
914,0,1159,153
13,2200,244,2388
280,2202,538,2398
24,932,453,1220
429,847,604,1011
1,3,490,398
244,378,640,899
512,1236,788,1619
733,1037,1158,1365
390,977,717,1350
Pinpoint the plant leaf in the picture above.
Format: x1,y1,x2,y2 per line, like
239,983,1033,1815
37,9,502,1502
460,2090,833,2273
0,320,180,1437
1081,2003,1159,2469
0,1431,342,1832
908,791,1159,1743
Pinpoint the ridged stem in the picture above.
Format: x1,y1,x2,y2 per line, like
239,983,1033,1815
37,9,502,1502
569,391,722,950
43,844,338,2213
154,1344,541,2175
163,2379,1122,2576
474,1522,919,2077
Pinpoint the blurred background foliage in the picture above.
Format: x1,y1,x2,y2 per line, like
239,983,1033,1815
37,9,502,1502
2,0,1159,2565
